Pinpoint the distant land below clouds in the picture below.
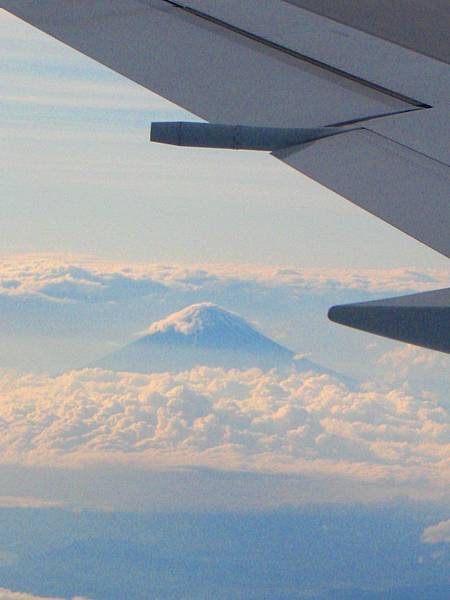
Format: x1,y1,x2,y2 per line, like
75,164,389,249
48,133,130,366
0,504,448,600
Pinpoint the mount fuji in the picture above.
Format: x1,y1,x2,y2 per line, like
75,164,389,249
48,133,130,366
94,303,334,375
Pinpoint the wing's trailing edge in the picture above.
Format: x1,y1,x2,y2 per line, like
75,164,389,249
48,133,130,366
329,288,450,354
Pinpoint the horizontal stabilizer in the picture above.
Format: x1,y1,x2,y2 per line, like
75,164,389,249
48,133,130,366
329,288,450,354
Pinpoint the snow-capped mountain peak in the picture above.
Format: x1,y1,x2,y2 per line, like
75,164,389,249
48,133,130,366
146,303,251,336
93,303,339,378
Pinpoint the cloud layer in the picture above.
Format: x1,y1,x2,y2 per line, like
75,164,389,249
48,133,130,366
378,345,450,381
1,255,448,303
0,366,448,500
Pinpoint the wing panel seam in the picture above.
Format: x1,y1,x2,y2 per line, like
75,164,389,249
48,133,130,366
364,129,450,173
155,0,431,109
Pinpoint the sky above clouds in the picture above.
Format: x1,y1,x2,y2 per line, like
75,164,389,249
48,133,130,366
1,9,449,270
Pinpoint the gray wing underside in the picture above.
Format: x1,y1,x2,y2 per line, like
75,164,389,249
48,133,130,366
329,288,450,354
273,127,450,259
2,0,449,352
286,0,450,66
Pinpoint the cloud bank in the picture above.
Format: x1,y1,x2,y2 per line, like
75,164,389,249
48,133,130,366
0,255,448,303
0,367,448,500
378,345,450,381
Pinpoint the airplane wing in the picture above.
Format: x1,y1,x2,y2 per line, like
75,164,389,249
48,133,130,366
329,288,450,355
2,0,449,352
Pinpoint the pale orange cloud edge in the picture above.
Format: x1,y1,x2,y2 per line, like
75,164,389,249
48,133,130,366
0,253,448,297
0,366,448,498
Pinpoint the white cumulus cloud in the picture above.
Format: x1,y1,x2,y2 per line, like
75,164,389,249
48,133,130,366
377,345,450,381
0,367,448,499
422,519,450,544
0,590,91,600
0,496,64,509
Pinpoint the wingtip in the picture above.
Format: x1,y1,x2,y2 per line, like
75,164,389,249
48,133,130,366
328,289,450,354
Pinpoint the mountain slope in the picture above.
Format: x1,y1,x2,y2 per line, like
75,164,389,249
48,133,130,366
94,303,327,374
